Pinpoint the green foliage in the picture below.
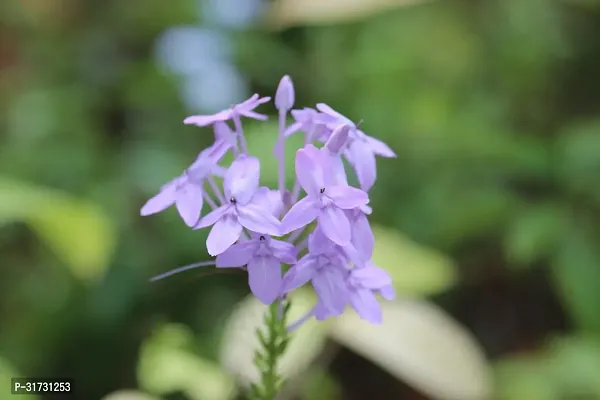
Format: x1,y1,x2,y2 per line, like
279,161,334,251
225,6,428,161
137,324,237,400
0,177,116,282
495,335,600,400
249,300,292,400
2,0,600,398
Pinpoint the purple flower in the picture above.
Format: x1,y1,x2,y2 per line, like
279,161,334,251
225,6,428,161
311,261,395,324
216,233,297,304
346,262,395,324
347,204,375,261
284,108,329,142
316,103,396,192
194,155,282,256
141,150,224,227
282,229,350,315
275,75,295,112
183,94,271,127
281,144,369,245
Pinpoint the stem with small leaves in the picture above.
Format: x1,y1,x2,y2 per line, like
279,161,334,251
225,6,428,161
250,299,292,400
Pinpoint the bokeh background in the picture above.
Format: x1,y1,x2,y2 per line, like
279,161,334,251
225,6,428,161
2,0,600,399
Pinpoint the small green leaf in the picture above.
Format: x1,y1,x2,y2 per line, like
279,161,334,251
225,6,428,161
0,177,116,282
220,289,326,387
371,225,457,295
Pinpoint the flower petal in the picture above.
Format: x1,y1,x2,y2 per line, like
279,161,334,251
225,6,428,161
269,239,297,264
295,146,324,196
350,211,374,260
351,264,392,289
324,124,350,155
252,187,284,218
240,110,269,121
318,206,351,246
248,256,282,305
316,103,354,128
329,153,348,186
307,226,335,255
281,256,318,293
206,215,243,256
379,284,396,300
314,301,332,321
346,141,377,192
140,182,177,216
350,288,382,324
224,155,260,205
175,183,204,227
327,185,369,209
365,134,396,158
238,203,281,236
194,204,230,229
216,241,256,268
313,267,348,316
183,110,230,126
281,196,319,234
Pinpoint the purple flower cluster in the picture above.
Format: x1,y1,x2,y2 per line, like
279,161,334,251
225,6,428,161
142,76,397,325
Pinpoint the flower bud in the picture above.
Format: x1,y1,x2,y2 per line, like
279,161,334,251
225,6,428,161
325,124,350,155
275,75,295,111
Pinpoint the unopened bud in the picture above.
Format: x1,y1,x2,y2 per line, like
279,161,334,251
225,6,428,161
275,75,295,111
325,124,350,154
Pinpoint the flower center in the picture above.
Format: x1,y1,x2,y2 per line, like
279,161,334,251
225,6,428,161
259,236,265,241
229,197,237,204
320,188,326,194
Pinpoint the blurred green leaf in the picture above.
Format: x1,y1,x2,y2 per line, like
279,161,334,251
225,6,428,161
504,203,566,266
494,335,600,400
548,336,600,397
371,225,457,295
101,391,160,400
0,177,116,282
0,357,40,400
551,222,600,335
138,323,237,400
557,119,600,202
301,369,341,400
244,121,305,187
494,354,557,400
220,289,326,388
328,299,491,400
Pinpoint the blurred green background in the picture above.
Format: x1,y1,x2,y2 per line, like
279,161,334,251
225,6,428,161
2,0,600,399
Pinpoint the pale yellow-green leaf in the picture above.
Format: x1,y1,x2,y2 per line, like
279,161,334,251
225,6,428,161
0,177,116,282
0,356,40,400
219,288,326,386
328,299,491,400
267,0,433,29
371,225,457,295
138,323,237,400
101,391,161,400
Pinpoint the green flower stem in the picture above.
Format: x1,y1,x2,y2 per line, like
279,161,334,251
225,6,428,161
250,298,292,400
